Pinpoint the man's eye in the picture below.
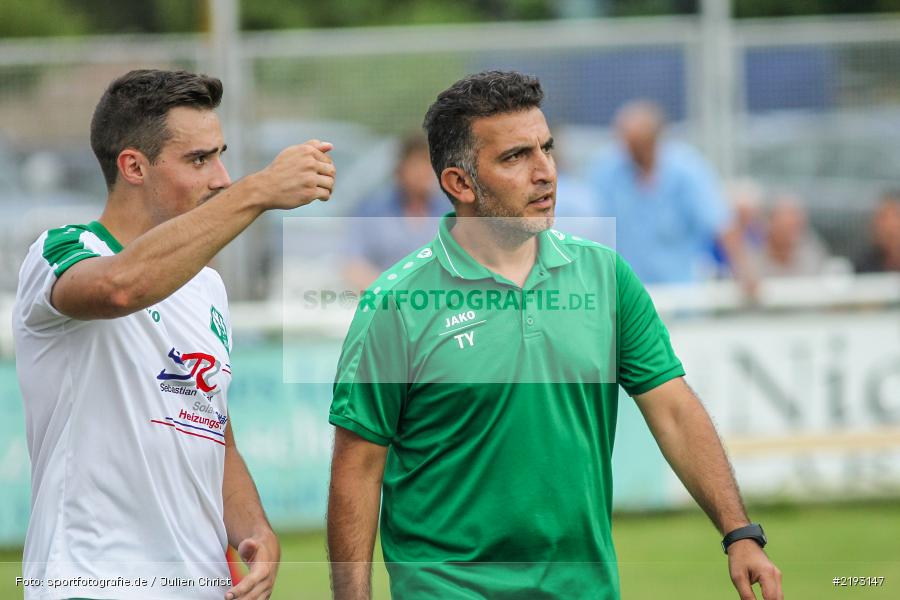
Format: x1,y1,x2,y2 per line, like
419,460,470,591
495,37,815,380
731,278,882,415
506,152,521,161
192,156,207,166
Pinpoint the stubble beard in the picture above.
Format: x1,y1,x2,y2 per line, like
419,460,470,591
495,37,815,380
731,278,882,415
471,175,554,244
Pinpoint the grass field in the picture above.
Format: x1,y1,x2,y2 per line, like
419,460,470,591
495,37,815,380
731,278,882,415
2,500,898,598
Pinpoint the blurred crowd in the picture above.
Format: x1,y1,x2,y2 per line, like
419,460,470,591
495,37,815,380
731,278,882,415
342,100,900,293
2,99,897,300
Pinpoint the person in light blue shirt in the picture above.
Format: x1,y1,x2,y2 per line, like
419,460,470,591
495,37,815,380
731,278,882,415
343,133,447,290
587,101,753,288
553,172,617,248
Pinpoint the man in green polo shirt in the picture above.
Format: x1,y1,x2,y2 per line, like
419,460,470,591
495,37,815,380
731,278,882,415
327,71,782,600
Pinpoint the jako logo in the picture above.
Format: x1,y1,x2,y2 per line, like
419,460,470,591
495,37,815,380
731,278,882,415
157,347,225,395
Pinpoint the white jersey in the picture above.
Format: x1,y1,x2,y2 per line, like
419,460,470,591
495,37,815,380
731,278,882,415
13,221,234,600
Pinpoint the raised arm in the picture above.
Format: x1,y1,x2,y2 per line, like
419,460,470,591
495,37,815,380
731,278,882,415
328,426,388,600
634,377,782,600
52,140,335,320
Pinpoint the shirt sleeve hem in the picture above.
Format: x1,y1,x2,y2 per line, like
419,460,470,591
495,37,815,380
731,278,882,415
329,413,392,446
52,249,100,277
625,364,685,396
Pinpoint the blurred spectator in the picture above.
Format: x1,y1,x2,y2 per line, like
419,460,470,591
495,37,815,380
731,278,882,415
750,195,831,278
855,191,900,273
343,133,446,290
555,172,596,219
551,145,612,244
711,179,766,277
553,172,616,245
587,100,755,292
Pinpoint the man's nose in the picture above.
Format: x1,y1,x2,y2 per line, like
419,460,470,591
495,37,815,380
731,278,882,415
210,158,231,189
533,150,556,184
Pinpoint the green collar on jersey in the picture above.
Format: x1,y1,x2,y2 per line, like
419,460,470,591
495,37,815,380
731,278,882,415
433,212,576,283
87,221,123,254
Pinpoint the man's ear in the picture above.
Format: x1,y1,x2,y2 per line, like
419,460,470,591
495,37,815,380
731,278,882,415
116,148,148,186
440,167,476,206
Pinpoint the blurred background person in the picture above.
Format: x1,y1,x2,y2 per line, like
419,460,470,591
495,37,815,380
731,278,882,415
855,190,900,273
587,100,756,293
551,136,611,243
750,194,832,278
343,132,445,290
711,178,766,278
554,166,597,222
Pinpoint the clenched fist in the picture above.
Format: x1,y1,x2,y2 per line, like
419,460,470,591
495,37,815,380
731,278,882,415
252,139,336,210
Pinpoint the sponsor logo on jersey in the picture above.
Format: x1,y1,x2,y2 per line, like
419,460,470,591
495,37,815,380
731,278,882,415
150,407,228,446
157,347,228,397
438,310,487,348
210,306,230,353
192,400,229,425
445,310,477,328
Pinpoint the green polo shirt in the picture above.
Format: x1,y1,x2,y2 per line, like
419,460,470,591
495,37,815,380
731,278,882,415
330,213,684,599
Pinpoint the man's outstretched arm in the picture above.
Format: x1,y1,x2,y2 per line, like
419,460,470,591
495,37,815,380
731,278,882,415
51,140,335,320
634,377,783,600
328,427,388,600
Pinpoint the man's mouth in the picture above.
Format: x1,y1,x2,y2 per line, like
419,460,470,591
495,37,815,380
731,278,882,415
528,193,553,209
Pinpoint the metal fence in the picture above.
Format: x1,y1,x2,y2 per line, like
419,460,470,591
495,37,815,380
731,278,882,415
1,13,900,298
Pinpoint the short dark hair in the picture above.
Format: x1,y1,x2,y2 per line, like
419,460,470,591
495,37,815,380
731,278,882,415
90,69,223,189
423,70,544,202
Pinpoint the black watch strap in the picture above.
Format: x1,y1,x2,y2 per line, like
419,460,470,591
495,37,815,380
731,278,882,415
722,523,767,554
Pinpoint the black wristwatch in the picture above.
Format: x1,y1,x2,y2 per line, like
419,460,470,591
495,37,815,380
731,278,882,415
722,523,767,554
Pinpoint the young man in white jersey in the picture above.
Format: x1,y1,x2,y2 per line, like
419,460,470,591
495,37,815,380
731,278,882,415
13,69,335,600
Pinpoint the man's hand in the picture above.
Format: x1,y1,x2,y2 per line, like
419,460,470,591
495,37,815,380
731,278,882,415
727,540,783,600
225,532,280,600
634,379,781,599
253,139,336,210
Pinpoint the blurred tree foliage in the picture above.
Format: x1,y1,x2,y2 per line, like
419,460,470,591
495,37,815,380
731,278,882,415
3,0,900,37
733,0,900,17
0,0,87,37
607,0,697,16
243,0,552,29
610,0,900,16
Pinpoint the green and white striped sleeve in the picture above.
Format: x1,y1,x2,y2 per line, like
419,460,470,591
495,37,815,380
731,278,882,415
42,225,100,276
